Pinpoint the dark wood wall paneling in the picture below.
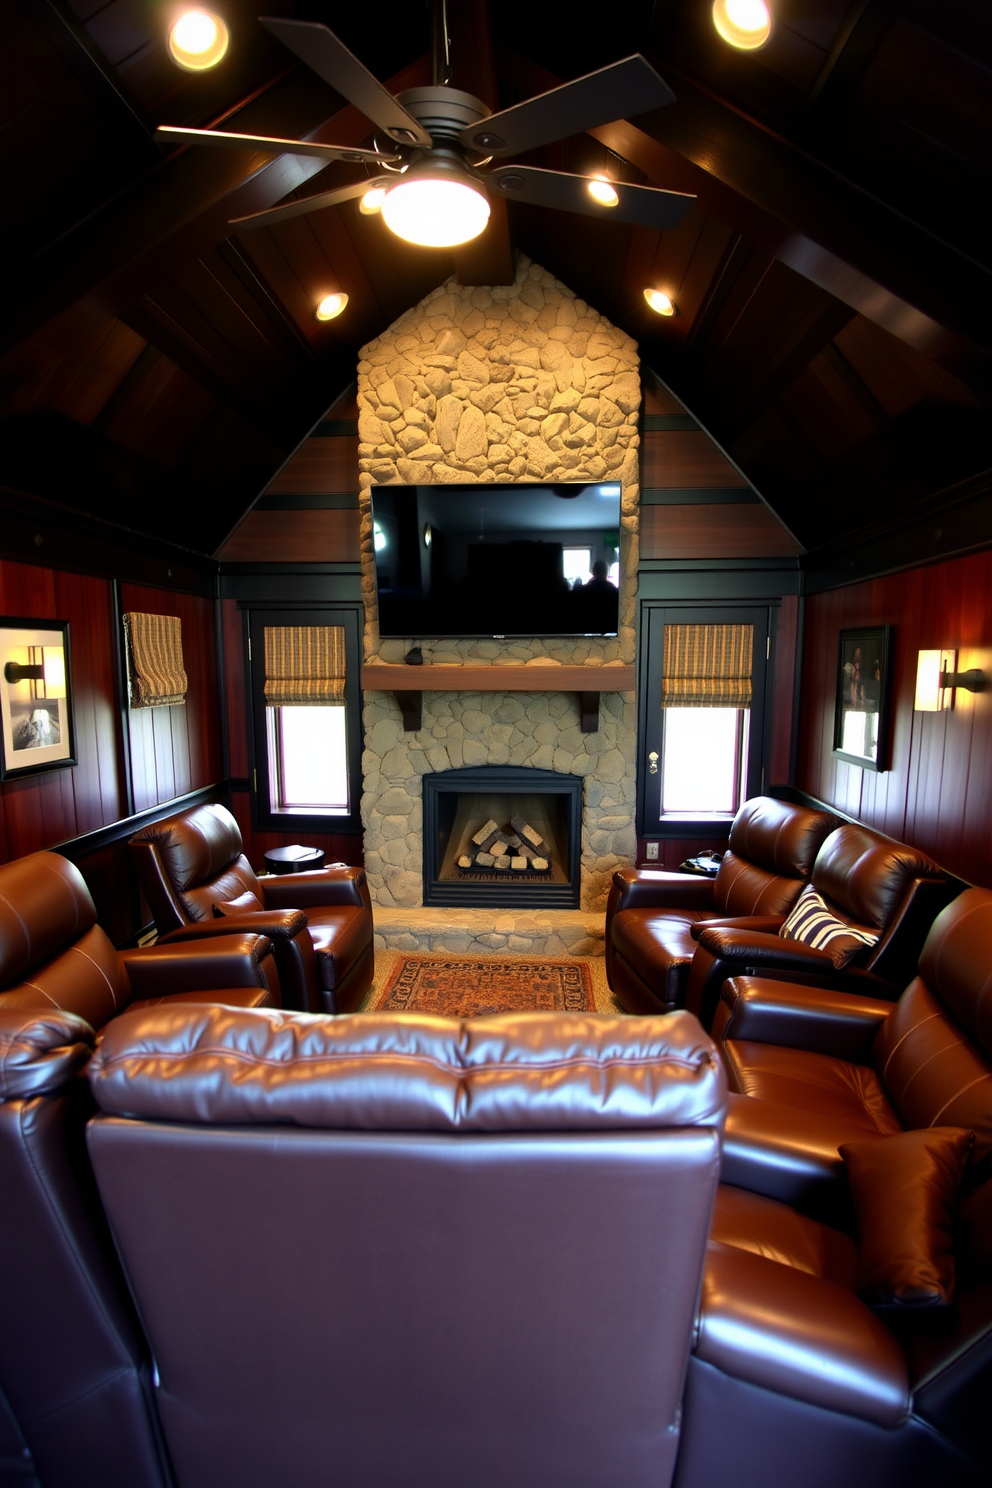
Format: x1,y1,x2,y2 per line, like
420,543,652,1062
797,549,992,889
120,582,223,813
0,554,227,939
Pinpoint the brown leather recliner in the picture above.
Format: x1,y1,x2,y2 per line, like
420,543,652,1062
129,803,374,1014
683,820,952,1028
607,796,841,1015
87,1006,727,1488
0,851,280,1027
668,887,992,1486
0,1008,168,1488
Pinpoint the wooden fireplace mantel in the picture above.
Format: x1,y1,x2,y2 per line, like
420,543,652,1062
361,663,636,733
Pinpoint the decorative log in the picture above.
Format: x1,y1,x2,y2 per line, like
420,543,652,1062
457,854,474,869
510,816,548,854
493,854,511,870
472,819,501,847
476,851,496,867
532,857,549,871
510,856,527,871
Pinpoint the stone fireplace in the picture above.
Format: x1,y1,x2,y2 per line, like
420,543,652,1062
357,256,639,947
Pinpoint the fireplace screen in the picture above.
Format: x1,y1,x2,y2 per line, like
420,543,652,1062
423,767,582,909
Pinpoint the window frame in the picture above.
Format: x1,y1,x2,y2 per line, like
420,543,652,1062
244,604,364,835
636,602,773,840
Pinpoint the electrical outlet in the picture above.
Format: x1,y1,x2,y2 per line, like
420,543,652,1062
645,842,659,860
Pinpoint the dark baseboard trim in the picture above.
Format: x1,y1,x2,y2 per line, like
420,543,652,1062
52,782,229,863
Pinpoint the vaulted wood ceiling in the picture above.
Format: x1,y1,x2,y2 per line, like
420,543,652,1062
1,0,989,560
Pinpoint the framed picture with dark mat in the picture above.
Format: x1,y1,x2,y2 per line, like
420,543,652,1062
832,624,892,772
0,617,76,781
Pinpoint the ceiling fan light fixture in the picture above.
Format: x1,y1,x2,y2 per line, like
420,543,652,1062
381,158,490,248
587,176,620,207
168,9,230,71
644,288,675,316
712,0,772,51
315,292,349,321
360,187,387,215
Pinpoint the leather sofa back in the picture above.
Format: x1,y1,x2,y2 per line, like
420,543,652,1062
0,853,132,1026
0,851,97,984
88,1007,726,1488
716,797,841,917
811,823,950,985
874,889,992,1159
130,803,262,930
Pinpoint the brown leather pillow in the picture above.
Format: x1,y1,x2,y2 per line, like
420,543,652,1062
840,1127,974,1308
213,890,264,917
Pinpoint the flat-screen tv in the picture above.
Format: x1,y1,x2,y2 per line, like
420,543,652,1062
370,481,622,639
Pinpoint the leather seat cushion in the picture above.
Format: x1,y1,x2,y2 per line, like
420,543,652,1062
723,1042,903,1138
307,907,374,992
130,986,277,1013
710,1184,858,1288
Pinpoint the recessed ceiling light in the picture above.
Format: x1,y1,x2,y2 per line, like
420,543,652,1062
360,187,387,215
587,176,620,207
168,9,230,71
643,288,675,316
712,0,772,51
315,292,349,321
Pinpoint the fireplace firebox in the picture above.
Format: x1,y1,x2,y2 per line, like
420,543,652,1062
422,767,582,908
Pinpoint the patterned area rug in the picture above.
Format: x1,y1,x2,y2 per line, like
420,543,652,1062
368,955,597,1018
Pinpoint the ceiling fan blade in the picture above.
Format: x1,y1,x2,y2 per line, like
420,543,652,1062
230,177,385,230
459,55,676,157
156,125,399,166
260,17,433,148
489,165,695,231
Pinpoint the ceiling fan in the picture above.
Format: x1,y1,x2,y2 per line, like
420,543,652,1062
157,15,695,247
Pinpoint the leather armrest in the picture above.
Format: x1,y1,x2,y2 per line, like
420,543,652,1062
720,1093,861,1209
262,866,369,911
609,868,716,914
712,977,892,1059
120,934,275,995
697,1243,909,1427
161,910,308,942
689,915,783,941
695,926,841,973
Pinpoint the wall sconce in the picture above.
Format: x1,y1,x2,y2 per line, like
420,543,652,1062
915,649,986,711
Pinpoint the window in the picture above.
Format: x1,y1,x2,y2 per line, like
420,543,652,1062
638,606,771,836
245,605,363,833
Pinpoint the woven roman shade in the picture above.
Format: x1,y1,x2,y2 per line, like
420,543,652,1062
125,613,187,708
661,623,753,708
264,626,346,706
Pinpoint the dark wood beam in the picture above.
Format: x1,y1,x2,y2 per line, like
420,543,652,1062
1,57,430,355
587,72,992,359
800,0,901,131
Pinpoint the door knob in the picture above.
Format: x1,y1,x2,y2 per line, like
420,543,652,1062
648,751,659,774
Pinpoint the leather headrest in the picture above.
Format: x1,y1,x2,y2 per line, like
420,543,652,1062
89,1006,728,1133
728,796,840,879
919,889,992,1058
0,852,98,987
812,824,943,930
0,1008,95,1099
130,804,243,892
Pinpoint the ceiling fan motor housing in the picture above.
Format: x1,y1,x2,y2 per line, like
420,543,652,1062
395,87,491,144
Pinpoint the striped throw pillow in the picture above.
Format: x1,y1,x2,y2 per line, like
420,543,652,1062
779,886,879,968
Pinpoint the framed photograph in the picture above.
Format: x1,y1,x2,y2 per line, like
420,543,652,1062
832,625,892,772
0,618,76,781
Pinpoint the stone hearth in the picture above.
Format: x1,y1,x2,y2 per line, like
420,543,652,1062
358,257,639,926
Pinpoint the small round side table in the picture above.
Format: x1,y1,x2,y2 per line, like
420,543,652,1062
263,846,326,874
